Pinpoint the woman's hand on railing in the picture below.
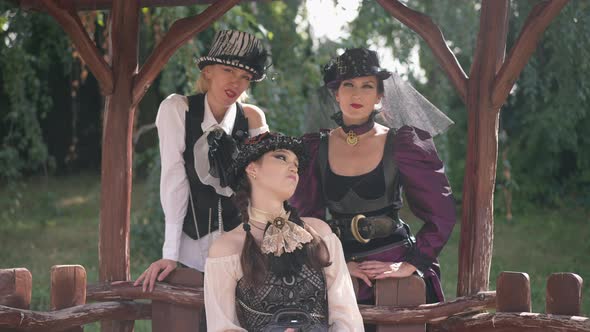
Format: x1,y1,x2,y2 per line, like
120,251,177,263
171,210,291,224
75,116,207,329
347,261,372,287
359,261,417,279
133,259,177,292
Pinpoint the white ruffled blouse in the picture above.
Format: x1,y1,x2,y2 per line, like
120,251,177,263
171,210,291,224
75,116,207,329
155,93,268,271
204,232,365,332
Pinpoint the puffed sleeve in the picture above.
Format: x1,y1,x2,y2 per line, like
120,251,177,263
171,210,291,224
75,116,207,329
393,126,457,271
290,132,328,219
322,233,364,331
204,255,246,332
155,94,189,262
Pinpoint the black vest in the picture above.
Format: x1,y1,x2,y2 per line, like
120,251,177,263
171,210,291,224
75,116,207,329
182,94,249,239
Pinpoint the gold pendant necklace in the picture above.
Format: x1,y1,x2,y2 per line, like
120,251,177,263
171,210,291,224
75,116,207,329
346,130,359,146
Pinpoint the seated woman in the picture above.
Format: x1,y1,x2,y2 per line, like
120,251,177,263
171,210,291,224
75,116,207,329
204,132,364,332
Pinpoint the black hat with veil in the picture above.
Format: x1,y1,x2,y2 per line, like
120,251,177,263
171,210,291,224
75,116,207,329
305,47,454,136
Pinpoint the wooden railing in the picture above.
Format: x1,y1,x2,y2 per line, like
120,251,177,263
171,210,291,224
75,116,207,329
0,266,588,331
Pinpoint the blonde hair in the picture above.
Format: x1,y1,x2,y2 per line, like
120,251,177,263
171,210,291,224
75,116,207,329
195,68,249,103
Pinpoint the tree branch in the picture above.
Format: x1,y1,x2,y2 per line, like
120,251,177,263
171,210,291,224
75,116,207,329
492,0,569,109
376,0,468,104
0,302,150,331
132,0,240,105
38,0,113,95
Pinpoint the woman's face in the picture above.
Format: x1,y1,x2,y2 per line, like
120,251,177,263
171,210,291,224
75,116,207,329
203,64,253,107
335,75,382,124
247,149,300,201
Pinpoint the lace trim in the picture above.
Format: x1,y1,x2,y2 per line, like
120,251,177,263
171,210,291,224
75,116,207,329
237,299,325,319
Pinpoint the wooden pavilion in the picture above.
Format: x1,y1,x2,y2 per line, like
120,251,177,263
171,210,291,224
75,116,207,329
2,1,580,331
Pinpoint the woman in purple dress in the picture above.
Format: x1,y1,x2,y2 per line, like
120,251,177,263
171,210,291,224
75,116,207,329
290,47,456,305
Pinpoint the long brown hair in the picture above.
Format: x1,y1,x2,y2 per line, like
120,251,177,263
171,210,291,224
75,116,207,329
233,176,331,286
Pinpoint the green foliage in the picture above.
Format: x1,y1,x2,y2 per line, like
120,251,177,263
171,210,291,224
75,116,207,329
0,7,71,181
502,1,590,208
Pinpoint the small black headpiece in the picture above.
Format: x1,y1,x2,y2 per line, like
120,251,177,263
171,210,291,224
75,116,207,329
229,132,308,191
323,47,392,89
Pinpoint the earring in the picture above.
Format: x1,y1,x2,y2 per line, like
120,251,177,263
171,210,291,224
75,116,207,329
375,99,383,110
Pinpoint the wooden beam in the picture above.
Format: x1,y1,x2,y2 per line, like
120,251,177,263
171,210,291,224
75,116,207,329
457,0,509,297
0,302,151,331
19,0,222,11
428,312,590,332
98,0,139,330
87,281,496,325
491,0,569,109
359,291,496,325
132,0,240,105
38,0,113,95
376,0,468,104
87,281,205,307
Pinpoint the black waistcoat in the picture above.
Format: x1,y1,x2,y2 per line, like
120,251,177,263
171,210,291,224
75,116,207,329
182,94,249,239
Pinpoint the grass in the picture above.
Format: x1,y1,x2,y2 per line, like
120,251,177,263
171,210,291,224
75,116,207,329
1,173,589,331
0,172,152,331
402,205,590,315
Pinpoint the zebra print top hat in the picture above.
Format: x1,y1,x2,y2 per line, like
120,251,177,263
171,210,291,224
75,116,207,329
196,30,269,82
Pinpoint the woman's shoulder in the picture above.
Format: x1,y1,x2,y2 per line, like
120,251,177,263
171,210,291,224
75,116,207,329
241,103,266,126
160,93,188,109
155,94,189,127
301,217,333,237
392,125,442,165
299,129,331,152
394,125,434,142
208,227,246,259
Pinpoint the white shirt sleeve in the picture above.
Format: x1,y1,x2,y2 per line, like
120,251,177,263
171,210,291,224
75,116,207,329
155,94,189,262
323,233,365,331
248,124,269,137
204,255,246,332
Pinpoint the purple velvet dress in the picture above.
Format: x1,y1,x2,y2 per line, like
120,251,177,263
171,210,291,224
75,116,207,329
290,125,456,303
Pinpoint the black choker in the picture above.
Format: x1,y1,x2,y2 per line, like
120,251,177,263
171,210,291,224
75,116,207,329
331,111,377,146
341,119,375,146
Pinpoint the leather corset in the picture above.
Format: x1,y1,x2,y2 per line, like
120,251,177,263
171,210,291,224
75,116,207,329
318,130,407,256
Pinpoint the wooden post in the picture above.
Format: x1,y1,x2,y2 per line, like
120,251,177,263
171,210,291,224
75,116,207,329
0,268,32,310
99,1,139,331
457,0,510,297
51,265,87,332
0,268,32,332
546,273,583,316
152,268,204,332
375,276,426,332
496,271,531,313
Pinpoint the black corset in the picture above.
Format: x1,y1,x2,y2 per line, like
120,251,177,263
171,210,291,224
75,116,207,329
235,265,329,331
